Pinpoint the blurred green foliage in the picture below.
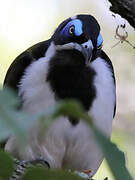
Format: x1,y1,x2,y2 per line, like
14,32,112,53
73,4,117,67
0,88,133,180
0,150,14,180
22,168,83,180
0,89,41,144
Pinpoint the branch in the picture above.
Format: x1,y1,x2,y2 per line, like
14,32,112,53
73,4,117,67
108,0,135,29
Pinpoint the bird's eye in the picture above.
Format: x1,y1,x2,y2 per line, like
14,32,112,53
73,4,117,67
69,25,75,35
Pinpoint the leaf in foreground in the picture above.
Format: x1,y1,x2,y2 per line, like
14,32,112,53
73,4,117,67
53,100,133,180
93,127,133,180
22,168,83,180
0,89,40,143
0,151,14,180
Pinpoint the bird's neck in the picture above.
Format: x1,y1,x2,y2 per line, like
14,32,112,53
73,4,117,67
46,50,96,111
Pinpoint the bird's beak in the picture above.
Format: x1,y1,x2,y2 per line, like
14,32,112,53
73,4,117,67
55,39,94,65
81,40,93,65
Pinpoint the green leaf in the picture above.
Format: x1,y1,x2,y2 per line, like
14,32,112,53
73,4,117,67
0,88,19,108
0,150,14,180
52,100,93,125
0,88,41,144
0,88,25,141
22,168,84,180
93,127,133,180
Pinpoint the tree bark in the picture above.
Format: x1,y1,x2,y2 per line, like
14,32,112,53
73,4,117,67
108,0,135,29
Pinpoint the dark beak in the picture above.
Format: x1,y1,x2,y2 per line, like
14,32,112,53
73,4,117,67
55,39,94,65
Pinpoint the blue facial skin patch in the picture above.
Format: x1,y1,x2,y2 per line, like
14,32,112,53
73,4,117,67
97,33,103,47
61,19,83,37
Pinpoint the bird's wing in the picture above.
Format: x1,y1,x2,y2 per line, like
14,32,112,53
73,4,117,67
4,39,51,92
2,39,51,148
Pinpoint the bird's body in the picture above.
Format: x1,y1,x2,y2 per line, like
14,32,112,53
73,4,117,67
4,14,116,177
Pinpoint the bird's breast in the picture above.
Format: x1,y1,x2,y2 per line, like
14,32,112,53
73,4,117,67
18,54,116,138
19,50,98,113
89,57,116,136
46,61,96,111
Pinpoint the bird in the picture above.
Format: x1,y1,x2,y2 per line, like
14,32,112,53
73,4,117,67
4,14,116,178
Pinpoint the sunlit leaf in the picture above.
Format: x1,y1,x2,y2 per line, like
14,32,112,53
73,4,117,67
93,127,133,180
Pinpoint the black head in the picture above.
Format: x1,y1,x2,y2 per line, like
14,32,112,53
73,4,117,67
51,14,103,64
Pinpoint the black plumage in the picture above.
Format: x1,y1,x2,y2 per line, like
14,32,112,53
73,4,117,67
47,49,96,111
4,39,51,92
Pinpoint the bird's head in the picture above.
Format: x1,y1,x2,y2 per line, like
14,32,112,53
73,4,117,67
50,14,103,65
